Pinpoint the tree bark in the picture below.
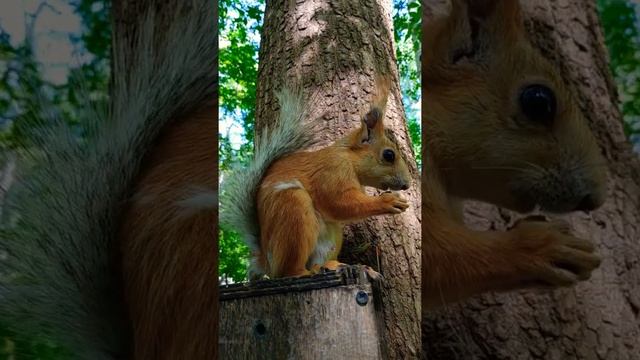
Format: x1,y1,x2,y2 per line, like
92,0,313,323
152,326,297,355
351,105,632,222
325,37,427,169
422,1,640,359
255,0,421,357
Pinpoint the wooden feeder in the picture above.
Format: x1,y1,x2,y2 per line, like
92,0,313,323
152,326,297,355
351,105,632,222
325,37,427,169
219,266,384,359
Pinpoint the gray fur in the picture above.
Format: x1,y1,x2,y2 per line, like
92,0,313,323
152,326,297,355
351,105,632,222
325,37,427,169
219,89,320,257
0,2,216,359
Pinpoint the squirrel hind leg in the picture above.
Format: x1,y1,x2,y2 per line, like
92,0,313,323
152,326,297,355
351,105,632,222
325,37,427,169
259,187,320,278
247,254,268,280
310,260,345,273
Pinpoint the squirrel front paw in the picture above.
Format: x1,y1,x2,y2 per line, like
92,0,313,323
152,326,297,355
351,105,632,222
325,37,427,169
379,192,409,214
334,264,384,282
506,218,601,288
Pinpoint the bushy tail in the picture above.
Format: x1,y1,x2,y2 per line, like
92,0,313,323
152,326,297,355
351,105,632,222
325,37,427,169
0,1,215,359
219,89,320,276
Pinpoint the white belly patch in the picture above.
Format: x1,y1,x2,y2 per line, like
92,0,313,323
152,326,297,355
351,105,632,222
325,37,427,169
272,179,304,192
307,216,337,267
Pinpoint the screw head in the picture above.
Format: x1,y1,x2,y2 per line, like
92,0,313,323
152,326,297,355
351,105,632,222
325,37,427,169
254,321,267,338
356,290,369,306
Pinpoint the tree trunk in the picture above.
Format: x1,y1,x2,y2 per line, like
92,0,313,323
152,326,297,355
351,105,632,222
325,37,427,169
255,0,421,357
422,1,640,359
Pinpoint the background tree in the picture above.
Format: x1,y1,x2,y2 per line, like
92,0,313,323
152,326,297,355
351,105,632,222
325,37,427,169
422,1,640,359
598,0,640,150
249,0,421,357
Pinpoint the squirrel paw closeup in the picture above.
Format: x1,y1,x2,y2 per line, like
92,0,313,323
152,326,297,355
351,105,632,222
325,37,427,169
379,192,409,214
362,265,384,282
330,263,384,283
507,218,601,288
510,214,571,234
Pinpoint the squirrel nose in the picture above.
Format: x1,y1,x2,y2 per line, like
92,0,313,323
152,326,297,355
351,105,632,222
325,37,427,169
575,194,598,212
400,183,409,191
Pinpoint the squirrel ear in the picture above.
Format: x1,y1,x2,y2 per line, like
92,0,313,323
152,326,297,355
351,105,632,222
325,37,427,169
440,0,524,64
360,107,384,144
356,77,389,145
364,108,382,130
468,0,523,38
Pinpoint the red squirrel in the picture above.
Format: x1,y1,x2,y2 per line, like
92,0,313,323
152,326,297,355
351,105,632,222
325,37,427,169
422,0,607,309
220,78,412,280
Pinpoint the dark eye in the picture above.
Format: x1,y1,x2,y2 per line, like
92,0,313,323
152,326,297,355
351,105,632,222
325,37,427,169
382,149,395,163
519,85,557,124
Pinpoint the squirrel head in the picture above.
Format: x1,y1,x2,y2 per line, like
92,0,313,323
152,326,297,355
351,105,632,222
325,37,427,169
423,0,607,213
337,80,412,191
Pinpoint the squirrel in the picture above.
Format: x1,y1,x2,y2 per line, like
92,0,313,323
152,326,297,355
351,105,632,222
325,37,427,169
421,0,607,309
220,77,412,280
0,2,217,359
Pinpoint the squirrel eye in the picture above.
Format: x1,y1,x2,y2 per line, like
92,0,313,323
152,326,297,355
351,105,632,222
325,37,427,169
382,149,395,163
519,85,557,124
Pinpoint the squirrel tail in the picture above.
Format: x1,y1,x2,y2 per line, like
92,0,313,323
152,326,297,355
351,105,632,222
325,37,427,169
0,2,215,359
219,89,320,279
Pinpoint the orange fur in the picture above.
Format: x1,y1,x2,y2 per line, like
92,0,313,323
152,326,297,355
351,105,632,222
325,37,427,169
254,80,412,278
119,103,217,359
422,0,606,309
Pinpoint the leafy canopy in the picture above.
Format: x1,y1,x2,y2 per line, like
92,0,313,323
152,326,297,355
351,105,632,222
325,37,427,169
597,0,640,148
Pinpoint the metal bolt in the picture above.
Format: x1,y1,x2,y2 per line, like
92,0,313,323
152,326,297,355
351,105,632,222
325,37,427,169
254,321,267,338
356,290,369,306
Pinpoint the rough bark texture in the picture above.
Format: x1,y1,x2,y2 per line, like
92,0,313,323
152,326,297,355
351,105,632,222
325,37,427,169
219,271,383,359
256,0,421,357
422,1,640,359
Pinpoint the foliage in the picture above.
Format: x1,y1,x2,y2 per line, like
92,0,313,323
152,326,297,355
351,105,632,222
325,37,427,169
218,0,422,283
217,0,264,284
393,0,422,164
0,0,110,150
597,0,640,147
218,0,263,171
0,322,71,360
218,228,250,284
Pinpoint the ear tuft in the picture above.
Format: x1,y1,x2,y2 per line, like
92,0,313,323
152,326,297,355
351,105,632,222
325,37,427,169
467,0,523,37
432,0,524,66
464,0,501,18
356,75,390,145
364,108,382,130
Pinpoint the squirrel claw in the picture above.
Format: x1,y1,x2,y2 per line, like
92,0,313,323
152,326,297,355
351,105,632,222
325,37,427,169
363,265,384,282
333,264,383,283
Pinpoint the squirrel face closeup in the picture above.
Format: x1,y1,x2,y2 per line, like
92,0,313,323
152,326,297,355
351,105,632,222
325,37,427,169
352,123,412,192
339,84,412,192
424,0,607,214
